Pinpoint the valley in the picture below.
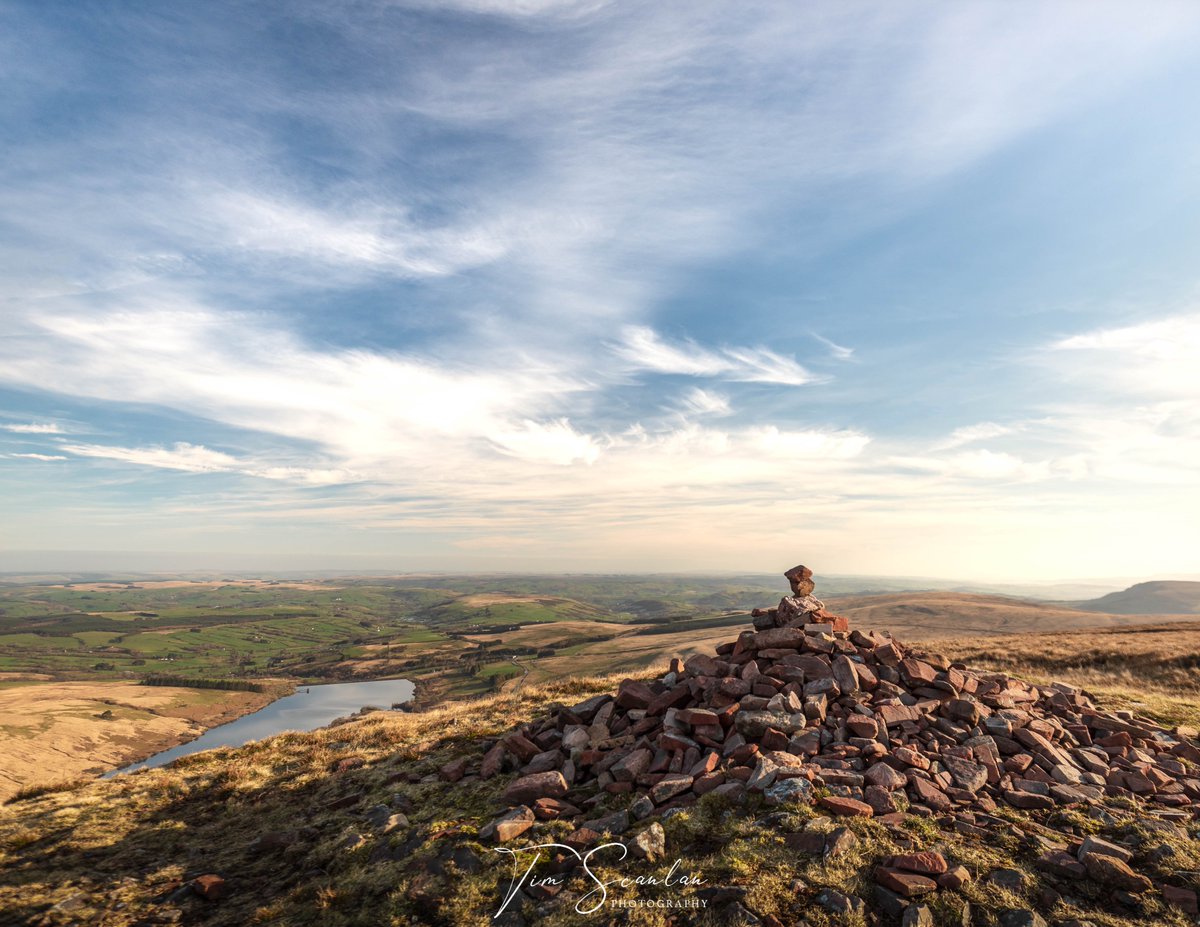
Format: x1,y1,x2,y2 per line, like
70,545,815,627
3,573,1200,802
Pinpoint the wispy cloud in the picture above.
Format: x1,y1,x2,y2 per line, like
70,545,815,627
1052,312,1200,398
489,419,600,466
7,452,67,461
931,422,1017,451
678,388,731,417
810,332,854,361
1026,311,1200,490
0,300,599,480
1,423,63,434
61,441,352,486
891,449,1058,483
615,326,821,387
199,190,509,279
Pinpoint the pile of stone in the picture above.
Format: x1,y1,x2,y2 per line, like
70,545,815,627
468,564,1200,917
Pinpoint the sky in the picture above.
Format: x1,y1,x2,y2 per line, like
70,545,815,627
2,1,1200,581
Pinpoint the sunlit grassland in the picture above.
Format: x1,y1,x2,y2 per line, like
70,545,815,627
1,666,1196,927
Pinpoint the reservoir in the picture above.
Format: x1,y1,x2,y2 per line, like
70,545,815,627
110,677,415,775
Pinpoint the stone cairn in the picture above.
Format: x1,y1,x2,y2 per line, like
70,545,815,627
471,564,1200,918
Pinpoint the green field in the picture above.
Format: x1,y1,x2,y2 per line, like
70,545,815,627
0,574,778,697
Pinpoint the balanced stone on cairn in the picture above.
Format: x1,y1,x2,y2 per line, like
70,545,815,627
785,563,815,596
751,563,849,632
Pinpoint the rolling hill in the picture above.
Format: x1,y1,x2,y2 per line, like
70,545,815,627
1075,580,1200,615
823,590,1200,635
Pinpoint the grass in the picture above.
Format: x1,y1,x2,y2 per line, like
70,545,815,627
0,666,1197,927
4,778,90,805
475,661,523,679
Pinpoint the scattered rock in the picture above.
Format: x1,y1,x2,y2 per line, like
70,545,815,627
824,826,858,858
815,888,864,915
1036,850,1085,880
629,823,665,861
439,757,468,782
764,777,812,805
1162,884,1199,914
479,806,535,842
937,866,972,890
1077,834,1132,863
191,874,226,901
902,904,934,927
502,771,568,804
819,795,873,817
889,851,947,875
1080,851,1152,892
874,867,938,897
997,910,1047,927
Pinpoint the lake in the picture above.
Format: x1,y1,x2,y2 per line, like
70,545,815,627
110,677,415,775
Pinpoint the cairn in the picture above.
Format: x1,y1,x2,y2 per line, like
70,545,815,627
471,564,1200,915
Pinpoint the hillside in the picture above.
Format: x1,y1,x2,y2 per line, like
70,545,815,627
5,582,1195,803
1076,581,1200,616
825,591,1197,636
2,661,1198,927
2,570,1199,927
0,681,277,802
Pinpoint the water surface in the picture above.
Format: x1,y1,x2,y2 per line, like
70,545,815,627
111,678,414,775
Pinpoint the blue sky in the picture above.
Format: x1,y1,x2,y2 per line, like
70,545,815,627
2,1,1200,580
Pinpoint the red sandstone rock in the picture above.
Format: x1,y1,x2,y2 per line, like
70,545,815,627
480,806,536,842
1036,850,1086,879
874,867,938,897
503,771,568,804
480,743,505,779
819,795,874,817
1080,852,1152,892
864,762,907,791
192,874,227,901
501,733,541,763
649,774,693,804
909,776,952,812
937,866,972,890
1162,885,1199,914
888,852,948,875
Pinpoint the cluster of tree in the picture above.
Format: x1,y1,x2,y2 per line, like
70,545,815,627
139,675,265,693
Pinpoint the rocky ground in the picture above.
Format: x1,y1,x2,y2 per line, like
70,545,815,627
1,567,1199,926
470,567,1200,926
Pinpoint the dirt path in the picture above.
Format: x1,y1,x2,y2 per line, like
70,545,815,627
507,656,531,692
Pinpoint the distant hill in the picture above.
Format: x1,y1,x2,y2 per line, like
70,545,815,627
824,590,1194,636
1075,580,1200,615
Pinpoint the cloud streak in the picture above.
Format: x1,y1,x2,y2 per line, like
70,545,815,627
61,441,352,486
1,423,63,434
615,326,821,386
931,422,1017,451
